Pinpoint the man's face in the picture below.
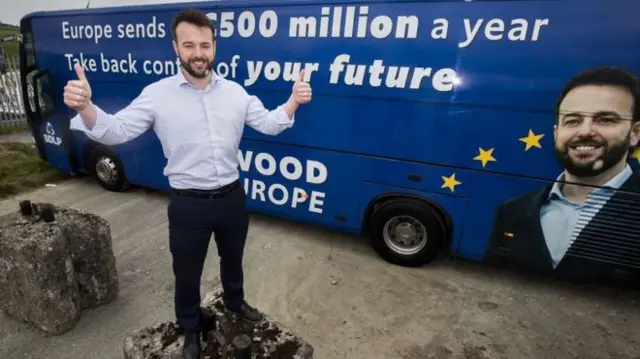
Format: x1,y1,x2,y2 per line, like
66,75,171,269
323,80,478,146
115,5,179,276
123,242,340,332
554,84,639,177
172,22,215,79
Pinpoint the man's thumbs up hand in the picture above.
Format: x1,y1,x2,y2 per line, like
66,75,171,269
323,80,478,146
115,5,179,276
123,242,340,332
291,69,312,105
297,69,306,83
74,63,88,82
64,64,92,111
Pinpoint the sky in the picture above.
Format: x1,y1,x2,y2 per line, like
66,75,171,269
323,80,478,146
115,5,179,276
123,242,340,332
0,0,205,25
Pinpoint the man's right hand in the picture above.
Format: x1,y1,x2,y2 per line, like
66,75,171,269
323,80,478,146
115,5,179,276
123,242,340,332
64,64,92,112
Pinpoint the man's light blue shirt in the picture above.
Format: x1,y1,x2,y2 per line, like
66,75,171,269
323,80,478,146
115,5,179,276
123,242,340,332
540,164,632,268
70,70,295,190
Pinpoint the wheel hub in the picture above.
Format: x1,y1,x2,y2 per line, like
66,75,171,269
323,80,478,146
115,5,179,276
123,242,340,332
382,215,427,256
395,222,417,245
96,156,118,184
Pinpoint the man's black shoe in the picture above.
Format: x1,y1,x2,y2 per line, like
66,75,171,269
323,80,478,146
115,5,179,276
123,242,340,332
226,301,264,324
201,314,216,342
182,330,201,359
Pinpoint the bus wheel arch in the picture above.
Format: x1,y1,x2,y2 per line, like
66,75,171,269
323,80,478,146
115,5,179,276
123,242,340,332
363,194,452,267
86,144,130,192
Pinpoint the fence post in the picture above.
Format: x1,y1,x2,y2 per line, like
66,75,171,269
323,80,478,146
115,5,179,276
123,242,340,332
0,55,28,131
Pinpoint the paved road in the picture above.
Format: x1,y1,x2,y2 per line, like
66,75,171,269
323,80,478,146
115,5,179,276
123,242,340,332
0,178,638,359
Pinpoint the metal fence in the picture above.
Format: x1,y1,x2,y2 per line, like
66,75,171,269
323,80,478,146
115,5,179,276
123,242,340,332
0,55,28,130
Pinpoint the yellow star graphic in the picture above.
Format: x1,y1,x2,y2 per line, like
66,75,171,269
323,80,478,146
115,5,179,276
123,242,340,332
631,147,640,164
519,129,545,151
441,173,461,192
473,147,496,168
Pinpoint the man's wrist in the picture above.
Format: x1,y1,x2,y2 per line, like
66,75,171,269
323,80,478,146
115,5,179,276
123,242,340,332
78,101,98,129
283,95,300,119
77,99,92,113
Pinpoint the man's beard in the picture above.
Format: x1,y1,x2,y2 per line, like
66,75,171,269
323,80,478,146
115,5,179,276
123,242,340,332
179,55,212,78
554,133,630,178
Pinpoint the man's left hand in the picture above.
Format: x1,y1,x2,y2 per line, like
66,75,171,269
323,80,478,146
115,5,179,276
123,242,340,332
292,70,312,104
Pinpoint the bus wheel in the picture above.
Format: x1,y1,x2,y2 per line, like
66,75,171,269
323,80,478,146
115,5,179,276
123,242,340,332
367,198,445,267
89,146,130,192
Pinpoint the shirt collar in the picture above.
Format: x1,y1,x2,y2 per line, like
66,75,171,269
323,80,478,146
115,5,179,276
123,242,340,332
548,164,633,200
174,68,221,89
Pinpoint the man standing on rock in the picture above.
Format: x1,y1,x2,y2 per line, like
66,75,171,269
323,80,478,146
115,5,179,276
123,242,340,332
63,8,312,359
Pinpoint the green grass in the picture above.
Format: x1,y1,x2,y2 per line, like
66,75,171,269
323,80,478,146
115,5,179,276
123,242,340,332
0,24,19,60
0,141,66,199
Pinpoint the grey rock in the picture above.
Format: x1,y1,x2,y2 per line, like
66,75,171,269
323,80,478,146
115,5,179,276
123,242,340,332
54,205,119,308
0,202,118,335
123,289,314,359
0,216,81,334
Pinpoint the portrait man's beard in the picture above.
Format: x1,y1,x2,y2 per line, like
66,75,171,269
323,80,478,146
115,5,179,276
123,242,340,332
554,132,630,178
179,54,212,79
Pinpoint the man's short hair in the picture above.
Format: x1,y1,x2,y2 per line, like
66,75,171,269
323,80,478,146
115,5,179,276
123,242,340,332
171,8,216,42
555,66,640,123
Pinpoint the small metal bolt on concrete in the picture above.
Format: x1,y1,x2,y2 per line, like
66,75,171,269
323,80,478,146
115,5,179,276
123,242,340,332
206,312,257,359
19,200,56,223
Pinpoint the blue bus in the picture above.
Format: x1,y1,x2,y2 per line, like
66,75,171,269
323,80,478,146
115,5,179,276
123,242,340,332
19,0,640,290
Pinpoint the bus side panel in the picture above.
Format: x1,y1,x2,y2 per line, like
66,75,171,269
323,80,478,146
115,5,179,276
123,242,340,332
361,157,473,198
38,114,74,173
238,138,363,232
69,131,90,171
211,0,640,184
29,1,639,183
247,91,564,180
24,15,146,183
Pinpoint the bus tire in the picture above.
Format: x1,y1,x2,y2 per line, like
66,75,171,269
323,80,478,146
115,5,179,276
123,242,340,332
367,198,445,267
89,146,130,192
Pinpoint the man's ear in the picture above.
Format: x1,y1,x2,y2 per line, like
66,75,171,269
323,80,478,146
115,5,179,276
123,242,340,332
630,121,640,147
172,40,179,56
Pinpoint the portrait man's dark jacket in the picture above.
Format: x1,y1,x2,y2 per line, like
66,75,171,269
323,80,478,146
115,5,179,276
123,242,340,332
484,168,640,290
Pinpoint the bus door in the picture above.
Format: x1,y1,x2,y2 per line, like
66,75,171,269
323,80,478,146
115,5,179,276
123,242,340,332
19,18,76,174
